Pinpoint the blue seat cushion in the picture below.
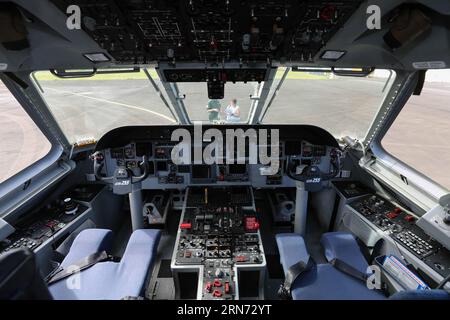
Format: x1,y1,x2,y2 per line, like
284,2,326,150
390,289,450,300
276,233,310,272
291,264,386,300
61,229,113,268
50,229,161,300
321,232,369,274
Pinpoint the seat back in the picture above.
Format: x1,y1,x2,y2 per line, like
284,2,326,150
0,248,52,300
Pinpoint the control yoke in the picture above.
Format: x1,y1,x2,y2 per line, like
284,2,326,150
287,150,341,235
91,152,149,187
91,151,149,231
287,153,340,192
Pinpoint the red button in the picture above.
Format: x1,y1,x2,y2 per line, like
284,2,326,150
405,215,416,222
213,290,222,297
394,207,402,214
245,217,260,232
387,212,398,219
213,279,222,287
235,255,248,262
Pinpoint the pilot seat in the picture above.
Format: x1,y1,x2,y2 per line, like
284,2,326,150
0,228,161,300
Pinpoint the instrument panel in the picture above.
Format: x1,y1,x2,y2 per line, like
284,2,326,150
93,125,340,193
349,193,450,279
100,138,334,191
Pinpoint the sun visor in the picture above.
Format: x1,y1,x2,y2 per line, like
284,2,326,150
0,3,29,51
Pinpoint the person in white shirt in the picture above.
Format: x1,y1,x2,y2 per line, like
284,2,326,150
225,98,241,123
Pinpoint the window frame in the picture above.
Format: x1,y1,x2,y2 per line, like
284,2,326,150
0,72,73,218
366,70,448,211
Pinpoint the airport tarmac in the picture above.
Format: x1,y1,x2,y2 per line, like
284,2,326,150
1,77,449,190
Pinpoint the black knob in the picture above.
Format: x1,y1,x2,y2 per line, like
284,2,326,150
444,213,450,225
63,198,78,215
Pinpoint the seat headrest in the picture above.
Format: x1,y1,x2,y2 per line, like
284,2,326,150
0,248,52,300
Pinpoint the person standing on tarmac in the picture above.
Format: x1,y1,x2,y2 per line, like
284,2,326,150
225,98,241,123
206,99,221,123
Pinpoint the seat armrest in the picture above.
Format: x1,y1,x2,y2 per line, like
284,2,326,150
116,229,161,295
275,233,310,274
119,229,161,272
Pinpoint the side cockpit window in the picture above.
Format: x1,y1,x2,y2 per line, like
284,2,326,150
382,69,450,190
0,79,51,184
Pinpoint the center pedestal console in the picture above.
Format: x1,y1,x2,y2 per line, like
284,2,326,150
171,187,266,300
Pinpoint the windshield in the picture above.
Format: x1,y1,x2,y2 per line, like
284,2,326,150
178,82,260,123
33,68,177,144
262,68,396,140
33,67,396,144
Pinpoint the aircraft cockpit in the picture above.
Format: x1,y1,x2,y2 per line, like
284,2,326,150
0,0,449,306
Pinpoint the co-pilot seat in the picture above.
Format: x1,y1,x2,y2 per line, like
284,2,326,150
276,232,386,300
0,228,161,300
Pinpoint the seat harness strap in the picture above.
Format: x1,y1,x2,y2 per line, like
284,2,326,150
278,257,315,300
329,258,369,282
46,251,112,285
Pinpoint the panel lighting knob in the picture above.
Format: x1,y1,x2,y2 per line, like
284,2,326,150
63,198,78,215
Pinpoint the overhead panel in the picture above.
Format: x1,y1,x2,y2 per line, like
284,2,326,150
50,0,362,65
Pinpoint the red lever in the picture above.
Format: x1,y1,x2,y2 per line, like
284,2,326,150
180,222,192,230
205,282,212,293
387,212,399,219
224,282,230,294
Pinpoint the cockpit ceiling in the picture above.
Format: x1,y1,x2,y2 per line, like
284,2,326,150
1,0,450,72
